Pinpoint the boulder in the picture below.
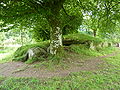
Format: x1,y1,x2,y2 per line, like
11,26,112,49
23,47,47,61
116,43,120,47
89,42,96,50
89,42,102,50
101,42,108,47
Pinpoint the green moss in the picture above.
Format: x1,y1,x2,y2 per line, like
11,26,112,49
70,44,101,56
64,33,103,45
13,41,49,61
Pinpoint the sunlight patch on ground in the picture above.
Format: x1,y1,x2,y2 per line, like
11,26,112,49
0,53,10,60
0,44,21,63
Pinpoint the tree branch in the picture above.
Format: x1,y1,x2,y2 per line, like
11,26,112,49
0,11,35,18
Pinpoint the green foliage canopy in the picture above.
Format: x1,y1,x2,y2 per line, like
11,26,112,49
0,0,119,35
0,0,120,54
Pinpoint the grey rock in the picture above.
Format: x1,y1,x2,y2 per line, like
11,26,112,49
23,47,47,61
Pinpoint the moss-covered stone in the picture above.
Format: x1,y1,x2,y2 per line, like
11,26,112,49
13,41,49,62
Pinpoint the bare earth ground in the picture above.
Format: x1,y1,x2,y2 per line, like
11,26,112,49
0,50,119,79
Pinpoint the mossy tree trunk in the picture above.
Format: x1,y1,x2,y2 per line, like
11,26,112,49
47,16,62,55
45,0,65,55
50,26,62,55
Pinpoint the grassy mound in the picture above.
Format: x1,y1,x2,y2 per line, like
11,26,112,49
63,33,103,46
13,41,49,62
12,33,110,63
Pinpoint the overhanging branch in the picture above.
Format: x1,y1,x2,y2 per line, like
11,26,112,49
0,11,35,18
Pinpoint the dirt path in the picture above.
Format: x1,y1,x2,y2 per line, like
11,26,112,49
0,50,119,79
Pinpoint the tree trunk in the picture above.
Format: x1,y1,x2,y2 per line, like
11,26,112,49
47,16,62,55
50,25,62,55
44,0,65,55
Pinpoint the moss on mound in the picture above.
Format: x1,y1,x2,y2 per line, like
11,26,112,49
13,41,49,61
63,33,103,45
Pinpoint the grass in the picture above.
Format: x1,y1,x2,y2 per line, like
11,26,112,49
70,45,117,57
103,53,120,67
0,66,120,89
0,47,120,90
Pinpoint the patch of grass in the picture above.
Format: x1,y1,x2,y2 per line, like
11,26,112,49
104,53,120,67
97,47,117,55
32,50,69,70
32,60,69,71
70,44,101,56
0,47,120,90
27,46,117,71
0,67,120,90
0,77,6,84
70,45,117,57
